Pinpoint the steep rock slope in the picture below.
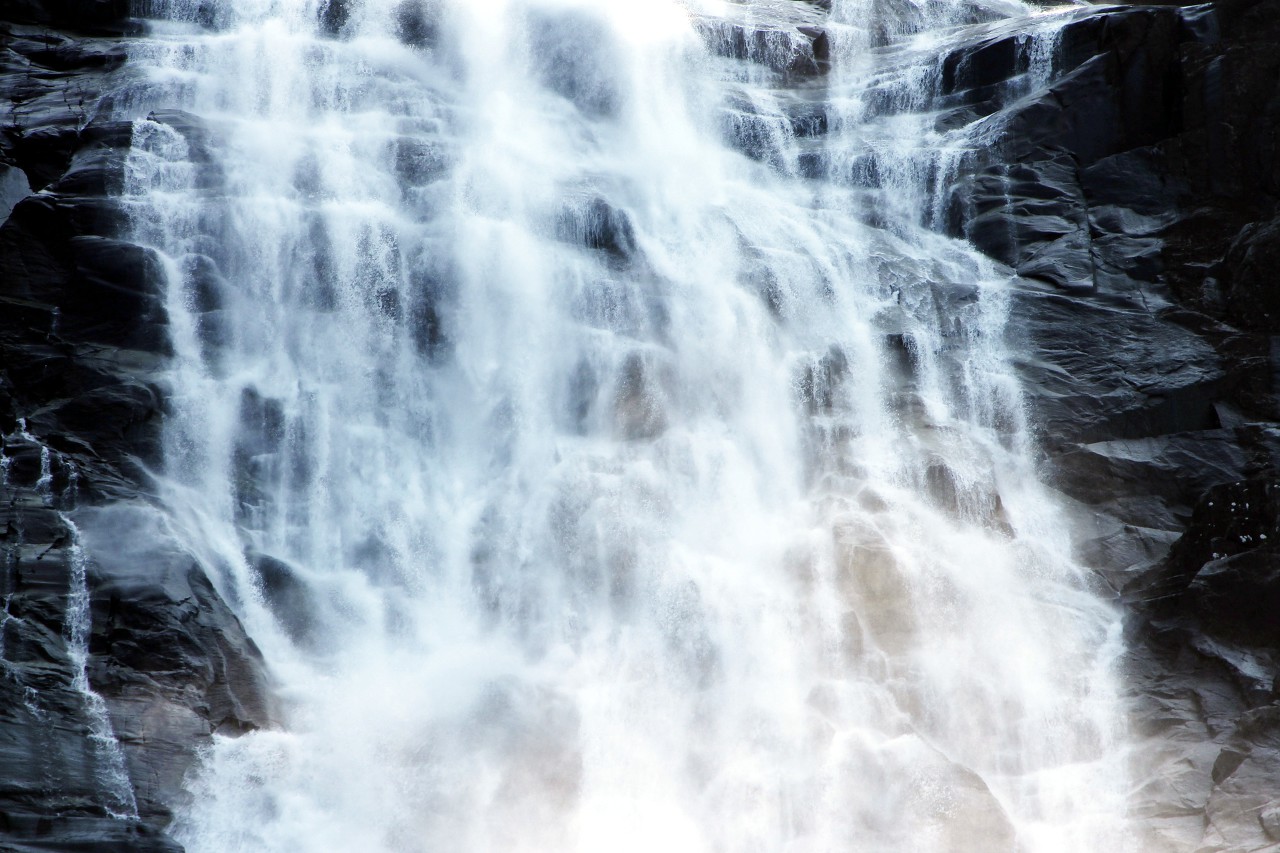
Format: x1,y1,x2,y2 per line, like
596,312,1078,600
0,0,1278,848
0,7,271,850
938,1,1280,848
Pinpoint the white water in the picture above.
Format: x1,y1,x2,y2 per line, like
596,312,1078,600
0,422,138,819
62,517,142,821
120,0,1130,849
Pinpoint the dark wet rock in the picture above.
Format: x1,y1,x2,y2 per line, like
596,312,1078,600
318,0,350,38
231,387,287,527
872,0,1021,45
407,265,454,363
556,196,639,266
248,552,316,647
1008,285,1226,450
1183,547,1280,647
721,90,829,168
701,24,829,80
79,504,274,804
0,0,1277,847
939,30,1024,95
0,22,166,500
2,29,128,193
393,137,449,187
1,0,137,37
697,2,834,171
0,488,271,852
0,165,30,220
695,7,831,81
722,100,784,166
798,345,849,416
0,172,170,499
142,110,221,179
393,0,439,48
0,818,180,853
565,358,599,435
1222,217,1280,332
938,0,1280,844
0,16,272,853
1134,480,1280,638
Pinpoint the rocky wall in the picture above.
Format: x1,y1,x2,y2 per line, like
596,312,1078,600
1,8,270,851
938,1,1280,847
2,0,1280,848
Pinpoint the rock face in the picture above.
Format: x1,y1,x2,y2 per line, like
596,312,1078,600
934,0,1280,847
0,10,272,852
2,0,1280,848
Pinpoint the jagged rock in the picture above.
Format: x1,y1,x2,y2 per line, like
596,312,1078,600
693,0,830,80
393,137,449,187
938,0,1280,844
80,503,274,816
0,165,29,222
555,195,639,266
0,0,1278,847
0,15,273,853
720,90,828,168
1223,217,1280,332
1009,284,1225,449
1261,801,1280,841
0,463,161,849
247,552,315,647
798,345,848,416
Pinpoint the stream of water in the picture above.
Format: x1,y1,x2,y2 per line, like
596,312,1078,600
118,0,1130,849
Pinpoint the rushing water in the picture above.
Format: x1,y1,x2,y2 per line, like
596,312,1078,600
119,0,1130,849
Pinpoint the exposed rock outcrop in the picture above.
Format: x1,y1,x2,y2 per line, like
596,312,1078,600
693,0,832,81
935,1,1280,847
1,11,272,851
3,0,1280,848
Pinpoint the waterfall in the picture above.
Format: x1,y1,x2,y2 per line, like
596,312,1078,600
62,517,142,822
0,420,139,821
119,0,1131,849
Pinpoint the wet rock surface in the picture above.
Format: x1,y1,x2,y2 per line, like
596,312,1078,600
935,0,1280,846
1,11,271,852
693,0,832,81
2,0,1280,847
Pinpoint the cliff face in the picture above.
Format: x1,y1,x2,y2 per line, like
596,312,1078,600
1,0,1278,848
936,1,1280,846
0,8,271,851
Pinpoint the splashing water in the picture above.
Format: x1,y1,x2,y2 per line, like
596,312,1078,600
117,0,1131,849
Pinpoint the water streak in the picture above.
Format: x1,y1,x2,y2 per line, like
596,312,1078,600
62,517,142,821
115,0,1132,849
1,420,138,819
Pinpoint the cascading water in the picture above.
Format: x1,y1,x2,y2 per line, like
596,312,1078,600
117,0,1133,849
61,518,142,822
0,421,139,821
